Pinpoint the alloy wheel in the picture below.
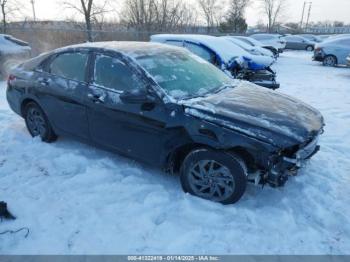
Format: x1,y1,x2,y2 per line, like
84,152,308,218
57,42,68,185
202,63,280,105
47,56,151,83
323,56,336,66
188,160,235,202
26,107,47,137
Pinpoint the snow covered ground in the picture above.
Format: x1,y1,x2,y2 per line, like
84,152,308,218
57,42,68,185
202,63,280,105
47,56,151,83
0,51,350,254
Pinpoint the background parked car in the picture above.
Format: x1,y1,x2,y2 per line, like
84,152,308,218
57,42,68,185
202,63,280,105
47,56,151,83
232,36,277,58
221,36,275,60
314,36,350,66
327,34,350,40
250,34,286,54
0,34,31,78
283,35,315,51
347,54,350,66
318,35,331,41
151,34,279,89
297,34,322,43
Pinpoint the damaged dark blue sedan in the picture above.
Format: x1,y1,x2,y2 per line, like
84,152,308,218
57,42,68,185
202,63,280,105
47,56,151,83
6,42,324,204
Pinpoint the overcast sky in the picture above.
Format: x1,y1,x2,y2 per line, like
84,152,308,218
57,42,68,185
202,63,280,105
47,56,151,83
28,0,350,26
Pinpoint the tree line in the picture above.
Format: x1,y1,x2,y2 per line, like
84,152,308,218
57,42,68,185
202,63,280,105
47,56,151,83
2,0,347,42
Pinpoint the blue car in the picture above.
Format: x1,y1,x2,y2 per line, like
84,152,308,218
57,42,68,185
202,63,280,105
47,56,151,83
314,36,350,66
151,34,279,89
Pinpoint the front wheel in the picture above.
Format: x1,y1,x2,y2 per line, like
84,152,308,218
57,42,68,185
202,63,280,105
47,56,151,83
24,102,57,143
180,149,247,204
323,55,337,67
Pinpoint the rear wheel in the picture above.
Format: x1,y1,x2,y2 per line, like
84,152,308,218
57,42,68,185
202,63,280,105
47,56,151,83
24,102,57,143
323,55,337,67
180,149,247,204
306,45,314,51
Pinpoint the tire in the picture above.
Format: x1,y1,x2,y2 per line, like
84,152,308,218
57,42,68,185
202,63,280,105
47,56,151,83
180,148,247,205
323,55,337,67
306,45,314,51
24,102,57,143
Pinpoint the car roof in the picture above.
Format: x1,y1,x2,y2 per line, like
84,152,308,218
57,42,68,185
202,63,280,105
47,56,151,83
251,34,280,38
221,36,253,50
54,41,187,59
321,36,350,45
151,34,249,63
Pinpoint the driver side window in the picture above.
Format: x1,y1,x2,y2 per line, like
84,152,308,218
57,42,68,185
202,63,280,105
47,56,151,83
93,54,142,92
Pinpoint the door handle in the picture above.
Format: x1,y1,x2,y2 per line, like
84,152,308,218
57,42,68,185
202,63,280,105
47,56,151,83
88,93,104,104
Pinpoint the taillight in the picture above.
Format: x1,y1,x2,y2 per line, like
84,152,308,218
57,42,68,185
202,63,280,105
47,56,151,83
7,74,16,85
315,47,323,52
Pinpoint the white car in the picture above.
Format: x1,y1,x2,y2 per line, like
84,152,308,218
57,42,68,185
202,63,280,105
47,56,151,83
0,34,31,77
250,34,287,54
221,36,275,61
231,36,277,58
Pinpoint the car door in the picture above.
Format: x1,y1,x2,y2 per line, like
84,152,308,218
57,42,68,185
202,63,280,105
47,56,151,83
37,50,90,140
85,52,172,165
285,36,298,49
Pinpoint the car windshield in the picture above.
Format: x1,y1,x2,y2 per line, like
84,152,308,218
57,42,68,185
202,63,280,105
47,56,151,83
135,49,234,100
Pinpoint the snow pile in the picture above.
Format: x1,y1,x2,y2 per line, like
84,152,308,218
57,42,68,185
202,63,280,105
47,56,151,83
0,51,350,254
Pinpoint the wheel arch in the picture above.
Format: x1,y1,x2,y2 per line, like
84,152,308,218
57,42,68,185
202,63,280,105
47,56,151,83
20,97,40,117
166,143,212,174
167,143,256,175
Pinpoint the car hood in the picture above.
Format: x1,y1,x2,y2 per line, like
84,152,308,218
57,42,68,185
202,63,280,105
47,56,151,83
183,81,324,147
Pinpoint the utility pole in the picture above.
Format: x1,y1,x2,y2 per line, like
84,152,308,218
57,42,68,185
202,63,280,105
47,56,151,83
305,2,312,31
299,1,306,29
30,0,36,21
300,1,312,32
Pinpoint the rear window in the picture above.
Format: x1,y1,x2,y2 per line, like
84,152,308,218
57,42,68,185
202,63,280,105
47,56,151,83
50,52,88,82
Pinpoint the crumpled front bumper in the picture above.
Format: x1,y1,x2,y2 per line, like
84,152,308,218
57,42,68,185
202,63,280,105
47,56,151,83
313,50,325,62
243,68,280,90
266,135,321,187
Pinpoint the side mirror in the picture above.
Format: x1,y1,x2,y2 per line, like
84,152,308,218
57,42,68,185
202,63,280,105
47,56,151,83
120,89,156,104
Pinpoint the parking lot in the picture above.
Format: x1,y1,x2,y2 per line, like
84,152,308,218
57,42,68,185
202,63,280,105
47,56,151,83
0,50,350,254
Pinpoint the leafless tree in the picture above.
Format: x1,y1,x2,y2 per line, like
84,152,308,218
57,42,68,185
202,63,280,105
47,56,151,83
122,0,198,32
63,0,110,41
259,0,287,32
0,0,20,33
197,0,222,32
